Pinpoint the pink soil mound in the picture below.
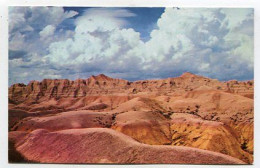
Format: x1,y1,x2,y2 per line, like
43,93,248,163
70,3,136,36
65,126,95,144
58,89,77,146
12,95,133,112
11,128,245,164
11,111,113,132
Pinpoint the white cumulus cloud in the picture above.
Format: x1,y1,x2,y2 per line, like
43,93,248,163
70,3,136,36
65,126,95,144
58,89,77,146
9,7,254,85
39,25,56,40
9,7,78,55
45,8,143,70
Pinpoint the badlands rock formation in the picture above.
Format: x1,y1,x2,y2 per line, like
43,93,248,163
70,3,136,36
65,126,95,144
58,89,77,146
9,128,244,164
8,73,254,164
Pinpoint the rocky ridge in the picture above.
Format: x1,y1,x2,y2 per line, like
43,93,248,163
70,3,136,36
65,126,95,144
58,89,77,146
9,73,253,103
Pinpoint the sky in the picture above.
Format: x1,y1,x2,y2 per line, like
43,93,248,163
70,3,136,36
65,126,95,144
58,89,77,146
8,7,254,85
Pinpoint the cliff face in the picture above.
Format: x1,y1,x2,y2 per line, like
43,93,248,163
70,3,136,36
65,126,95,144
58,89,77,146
9,73,253,103
9,74,129,102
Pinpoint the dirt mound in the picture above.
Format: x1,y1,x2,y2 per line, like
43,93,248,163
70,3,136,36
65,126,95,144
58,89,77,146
159,90,253,122
11,111,113,132
112,110,171,145
170,113,253,163
12,95,133,112
10,128,245,164
82,102,108,110
115,97,166,112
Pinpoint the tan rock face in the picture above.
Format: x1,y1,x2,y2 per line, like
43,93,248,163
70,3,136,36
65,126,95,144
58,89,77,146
112,110,171,145
170,113,253,163
226,80,254,98
8,73,254,164
9,73,253,103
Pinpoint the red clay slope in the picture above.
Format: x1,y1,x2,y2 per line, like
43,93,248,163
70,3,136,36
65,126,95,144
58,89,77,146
10,128,245,164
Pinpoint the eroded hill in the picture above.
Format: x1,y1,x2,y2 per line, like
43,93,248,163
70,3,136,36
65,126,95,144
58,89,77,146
8,73,254,164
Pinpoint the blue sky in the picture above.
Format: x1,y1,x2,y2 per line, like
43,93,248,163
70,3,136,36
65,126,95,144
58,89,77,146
62,7,165,41
9,7,254,85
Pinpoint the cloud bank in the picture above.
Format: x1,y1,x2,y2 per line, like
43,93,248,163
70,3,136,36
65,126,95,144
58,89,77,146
9,7,254,85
